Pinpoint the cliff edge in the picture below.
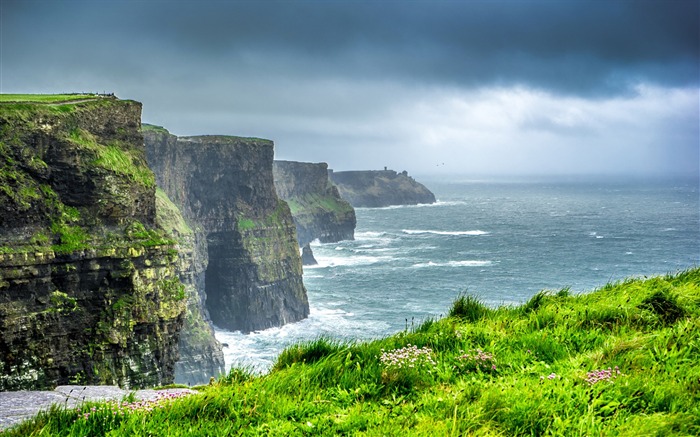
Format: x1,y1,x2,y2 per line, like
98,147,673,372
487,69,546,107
329,169,436,208
0,95,185,390
144,126,309,334
273,160,356,247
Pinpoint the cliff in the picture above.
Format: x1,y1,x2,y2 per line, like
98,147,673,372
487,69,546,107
0,96,185,390
154,188,225,385
144,126,309,334
273,160,356,247
329,169,436,207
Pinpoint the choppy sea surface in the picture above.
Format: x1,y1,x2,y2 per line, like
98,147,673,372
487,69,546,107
215,176,699,372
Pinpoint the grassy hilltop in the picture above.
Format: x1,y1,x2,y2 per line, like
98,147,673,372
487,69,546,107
6,268,699,436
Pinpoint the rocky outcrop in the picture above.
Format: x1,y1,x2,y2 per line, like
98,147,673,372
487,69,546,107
144,126,309,334
0,97,185,390
273,160,356,246
301,243,318,266
329,169,436,207
154,188,225,385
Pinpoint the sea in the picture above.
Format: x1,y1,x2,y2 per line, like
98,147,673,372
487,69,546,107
215,175,699,373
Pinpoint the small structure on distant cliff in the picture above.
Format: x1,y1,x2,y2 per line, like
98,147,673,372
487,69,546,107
328,169,436,208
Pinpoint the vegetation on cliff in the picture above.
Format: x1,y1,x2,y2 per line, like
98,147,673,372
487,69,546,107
0,96,185,390
273,160,356,246
329,169,436,208
143,128,309,334
6,269,699,435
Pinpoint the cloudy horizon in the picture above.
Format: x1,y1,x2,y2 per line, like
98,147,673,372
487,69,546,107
2,0,698,177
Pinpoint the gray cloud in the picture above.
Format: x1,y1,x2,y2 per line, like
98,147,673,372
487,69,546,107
2,0,698,177
5,0,698,93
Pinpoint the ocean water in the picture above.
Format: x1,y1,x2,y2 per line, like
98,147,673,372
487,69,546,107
215,176,699,372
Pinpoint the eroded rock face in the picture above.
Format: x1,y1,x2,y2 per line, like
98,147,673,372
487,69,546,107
273,160,356,246
301,244,318,266
328,169,436,208
154,188,225,386
144,128,309,334
0,98,185,390
0,247,183,390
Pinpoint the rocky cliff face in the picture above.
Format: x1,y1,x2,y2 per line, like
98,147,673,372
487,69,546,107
328,169,436,207
154,188,225,385
144,127,309,334
0,97,185,390
273,160,356,247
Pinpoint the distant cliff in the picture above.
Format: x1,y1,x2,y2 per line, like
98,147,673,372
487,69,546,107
329,169,436,207
144,126,309,335
273,160,356,247
0,96,185,390
154,188,225,386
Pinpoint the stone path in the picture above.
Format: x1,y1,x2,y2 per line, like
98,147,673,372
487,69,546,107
0,385,196,431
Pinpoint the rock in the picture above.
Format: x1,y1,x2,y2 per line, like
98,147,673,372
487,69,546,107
328,169,436,207
0,385,196,431
301,244,318,266
0,98,185,390
154,188,225,386
273,160,356,246
144,127,309,334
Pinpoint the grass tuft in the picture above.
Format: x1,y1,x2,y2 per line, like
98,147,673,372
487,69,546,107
448,294,489,322
640,290,687,325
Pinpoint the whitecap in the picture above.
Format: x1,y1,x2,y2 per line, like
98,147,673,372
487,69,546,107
310,254,392,268
402,229,489,236
411,260,492,268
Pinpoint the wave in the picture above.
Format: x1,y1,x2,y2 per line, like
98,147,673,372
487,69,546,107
305,254,393,268
355,231,388,239
358,200,468,211
411,260,493,268
402,229,489,236
214,304,389,372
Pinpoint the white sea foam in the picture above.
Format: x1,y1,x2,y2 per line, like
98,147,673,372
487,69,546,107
402,229,489,236
305,254,392,268
355,231,388,239
411,260,492,268
358,200,466,211
215,304,389,372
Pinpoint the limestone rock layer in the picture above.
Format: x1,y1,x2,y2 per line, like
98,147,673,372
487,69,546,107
0,97,185,390
144,127,309,335
273,160,356,247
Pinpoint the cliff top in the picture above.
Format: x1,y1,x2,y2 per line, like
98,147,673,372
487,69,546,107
179,135,273,146
0,94,104,104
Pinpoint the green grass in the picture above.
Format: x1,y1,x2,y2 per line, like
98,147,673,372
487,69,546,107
5,268,699,436
141,123,171,135
0,94,99,103
285,192,354,221
69,128,155,188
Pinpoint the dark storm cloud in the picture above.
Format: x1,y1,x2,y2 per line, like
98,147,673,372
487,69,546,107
2,0,698,177
4,0,698,96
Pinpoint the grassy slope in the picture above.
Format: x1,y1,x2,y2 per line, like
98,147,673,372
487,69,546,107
5,268,699,436
0,94,100,103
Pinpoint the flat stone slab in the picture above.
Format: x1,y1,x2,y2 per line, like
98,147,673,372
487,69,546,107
0,385,196,431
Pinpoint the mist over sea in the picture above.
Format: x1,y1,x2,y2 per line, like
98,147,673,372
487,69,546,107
216,176,699,372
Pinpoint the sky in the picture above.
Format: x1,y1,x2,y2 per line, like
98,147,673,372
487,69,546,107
2,0,699,177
